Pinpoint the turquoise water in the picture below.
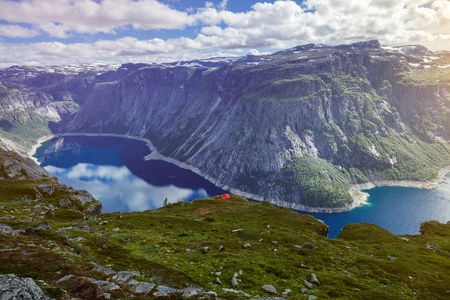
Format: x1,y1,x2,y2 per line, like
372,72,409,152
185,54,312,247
309,179,450,238
37,136,450,238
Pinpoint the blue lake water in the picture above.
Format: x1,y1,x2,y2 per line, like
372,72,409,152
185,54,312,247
308,181,450,238
36,136,226,212
36,136,450,238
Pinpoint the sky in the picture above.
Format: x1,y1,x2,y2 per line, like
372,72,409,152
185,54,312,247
0,0,449,67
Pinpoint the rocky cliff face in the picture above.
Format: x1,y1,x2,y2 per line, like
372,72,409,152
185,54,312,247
0,64,130,153
61,41,450,209
0,147,102,215
2,41,449,209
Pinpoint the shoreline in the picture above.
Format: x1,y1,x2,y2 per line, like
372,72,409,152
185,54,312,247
27,134,55,164
348,165,450,206
29,132,450,214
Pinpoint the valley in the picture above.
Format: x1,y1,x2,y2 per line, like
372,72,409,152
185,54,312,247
1,40,449,210
0,40,450,299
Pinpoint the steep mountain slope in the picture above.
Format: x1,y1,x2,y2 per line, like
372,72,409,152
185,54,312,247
0,64,133,154
0,137,449,299
62,41,450,210
0,146,102,216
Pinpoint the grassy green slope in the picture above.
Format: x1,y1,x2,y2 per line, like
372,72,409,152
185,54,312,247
1,189,449,299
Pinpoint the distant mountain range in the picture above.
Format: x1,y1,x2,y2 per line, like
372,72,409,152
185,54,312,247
1,40,449,210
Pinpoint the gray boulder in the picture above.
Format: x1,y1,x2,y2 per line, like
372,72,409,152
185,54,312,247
302,242,317,250
0,223,13,235
112,271,140,284
181,287,208,297
37,184,54,195
231,272,241,288
72,194,93,205
300,263,309,269
58,197,71,208
153,285,179,297
90,262,116,276
310,273,320,286
282,289,291,296
85,278,121,292
303,280,314,289
56,275,75,284
0,274,53,300
262,284,277,294
127,280,155,294
222,288,252,297
83,204,102,216
33,221,52,231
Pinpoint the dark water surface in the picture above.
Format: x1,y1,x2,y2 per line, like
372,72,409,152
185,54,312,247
36,136,226,212
36,136,450,238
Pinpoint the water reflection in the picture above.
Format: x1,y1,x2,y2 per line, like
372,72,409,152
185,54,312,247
37,136,226,213
46,163,209,213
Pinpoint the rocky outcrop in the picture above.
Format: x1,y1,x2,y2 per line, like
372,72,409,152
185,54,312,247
0,148,102,215
0,274,53,300
0,148,54,180
55,266,217,299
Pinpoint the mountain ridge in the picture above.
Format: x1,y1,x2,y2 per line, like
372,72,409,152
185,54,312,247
0,40,450,299
60,40,450,209
1,40,450,210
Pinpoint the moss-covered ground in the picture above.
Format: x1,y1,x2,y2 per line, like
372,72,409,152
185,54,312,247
1,181,449,299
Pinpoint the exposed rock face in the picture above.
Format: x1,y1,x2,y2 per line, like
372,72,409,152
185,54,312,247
58,41,450,209
0,148,102,215
3,41,450,209
0,64,131,153
0,274,53,300
0,149,54,180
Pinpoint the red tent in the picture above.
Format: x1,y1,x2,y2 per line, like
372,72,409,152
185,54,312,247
221,194,231,199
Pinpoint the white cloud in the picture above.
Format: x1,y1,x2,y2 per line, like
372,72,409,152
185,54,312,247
0,0,195,38
0,0,449,66
0,24,40,38
218,0,228,10
246,49,271,56
0,35,247,67
196,0,450,50
201,25,223,36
